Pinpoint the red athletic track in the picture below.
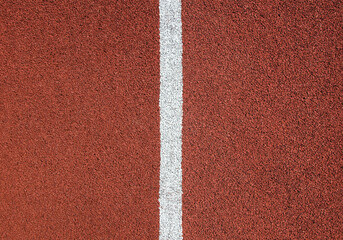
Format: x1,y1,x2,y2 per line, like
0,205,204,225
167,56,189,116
1,1,159,239
1,1,342,239
182,1,342,239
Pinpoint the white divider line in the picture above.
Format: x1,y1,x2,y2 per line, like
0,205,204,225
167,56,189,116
159,0,183,239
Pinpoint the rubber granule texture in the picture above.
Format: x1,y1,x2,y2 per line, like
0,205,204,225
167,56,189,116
182,1,342,239
0,1,160,239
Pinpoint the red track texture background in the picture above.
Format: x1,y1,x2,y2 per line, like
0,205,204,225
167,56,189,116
1,0,343,239
1,1,160,239
182,1,342,239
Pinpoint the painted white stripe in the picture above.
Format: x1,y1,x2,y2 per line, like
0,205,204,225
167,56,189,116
159,0,183,239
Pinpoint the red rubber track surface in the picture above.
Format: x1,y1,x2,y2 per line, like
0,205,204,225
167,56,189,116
0,1,159,239
182,1,342,239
